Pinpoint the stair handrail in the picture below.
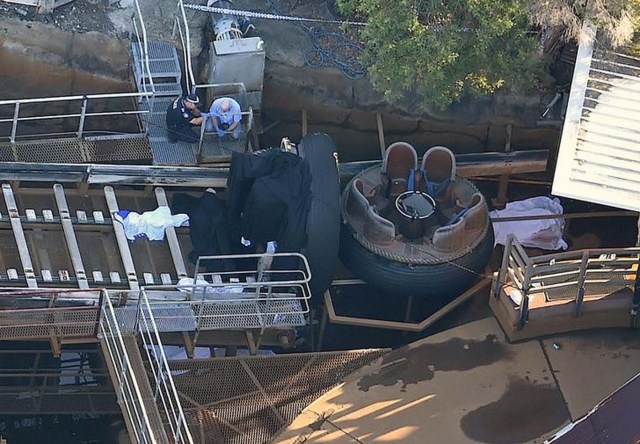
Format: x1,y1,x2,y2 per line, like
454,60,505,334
99,294,159,443
173,0,197,94
138,289,195,444
131,0,156,107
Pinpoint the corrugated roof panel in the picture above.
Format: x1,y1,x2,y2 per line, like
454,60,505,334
552,23,640,212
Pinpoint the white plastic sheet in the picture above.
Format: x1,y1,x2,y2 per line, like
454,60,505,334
113,207,189,241
490,196,568,250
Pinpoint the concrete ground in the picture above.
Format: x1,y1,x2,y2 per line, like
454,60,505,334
274,317,640,444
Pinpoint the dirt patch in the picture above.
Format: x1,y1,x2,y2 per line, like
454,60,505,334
0,0,119,37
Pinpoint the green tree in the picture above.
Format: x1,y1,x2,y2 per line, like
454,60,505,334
337,0,542,109
528,0,640,48
337,0,640,109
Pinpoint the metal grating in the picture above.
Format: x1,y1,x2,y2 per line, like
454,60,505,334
132,41,180,62
0,307,99,340
0,137,152,164
146,304,197,332
0,139,86,163
0,144,16,161
200,137,243,161
169,349,389,444
192,299,307,330
113,305,138,335
143,112,170,139
553,22,640,211
145,59,183,78
151,139,198,165
84,137,152,163
143,82,183,97
139,298,306,333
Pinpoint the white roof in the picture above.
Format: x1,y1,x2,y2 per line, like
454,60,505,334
552,23,640,212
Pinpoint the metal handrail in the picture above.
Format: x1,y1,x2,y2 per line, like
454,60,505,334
0,288,108,341
99,294,158,444
500,235,640,327
0,92,152,143
139,252,312,333
194,82,251,155
138,290,195,444
131,0,156,105
173,0,197,93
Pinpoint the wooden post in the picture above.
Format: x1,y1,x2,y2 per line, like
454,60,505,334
492,124,512,209
376,113,386,158
301,109,308,137
317,302,329,351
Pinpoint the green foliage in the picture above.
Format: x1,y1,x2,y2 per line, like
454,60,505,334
337,0,542,109
528,0,640,47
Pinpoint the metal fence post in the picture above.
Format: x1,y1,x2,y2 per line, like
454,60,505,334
77,96,88,139
10,102,20,144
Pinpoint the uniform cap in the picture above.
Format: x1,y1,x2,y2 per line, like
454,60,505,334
185,94,200,104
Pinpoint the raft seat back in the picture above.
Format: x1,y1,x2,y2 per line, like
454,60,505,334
381,142,418,198
347,179,371,221
463,193,487,235
434,192,486,252
355,178,378,206
364,207,396,245
421,146,456,203
432,217,467,252
348,180,396,245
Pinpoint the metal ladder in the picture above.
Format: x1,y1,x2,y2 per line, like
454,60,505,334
130,0,199,166
132,41,199,166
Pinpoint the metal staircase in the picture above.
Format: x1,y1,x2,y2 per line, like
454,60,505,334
130,0,200,166
99,289,193,444
131,41,183,99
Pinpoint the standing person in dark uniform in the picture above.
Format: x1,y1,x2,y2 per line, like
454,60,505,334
165,93,204,143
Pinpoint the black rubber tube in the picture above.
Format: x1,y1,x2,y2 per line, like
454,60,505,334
298,133,341,299
340,222,495,300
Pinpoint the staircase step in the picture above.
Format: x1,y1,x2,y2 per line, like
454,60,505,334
141,82,183,98
135,59,182,80
131,40,182,92
131,41,179,61
100,335,169,443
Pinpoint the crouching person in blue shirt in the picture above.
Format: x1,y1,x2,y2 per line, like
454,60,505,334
166,93,204,143
206,97,243,139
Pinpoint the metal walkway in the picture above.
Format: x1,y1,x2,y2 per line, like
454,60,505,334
0,182,311,331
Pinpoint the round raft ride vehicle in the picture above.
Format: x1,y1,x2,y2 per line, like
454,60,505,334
340,142,494,299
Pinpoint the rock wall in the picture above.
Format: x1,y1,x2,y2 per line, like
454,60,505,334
0,9,561,160
0,18,130,81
